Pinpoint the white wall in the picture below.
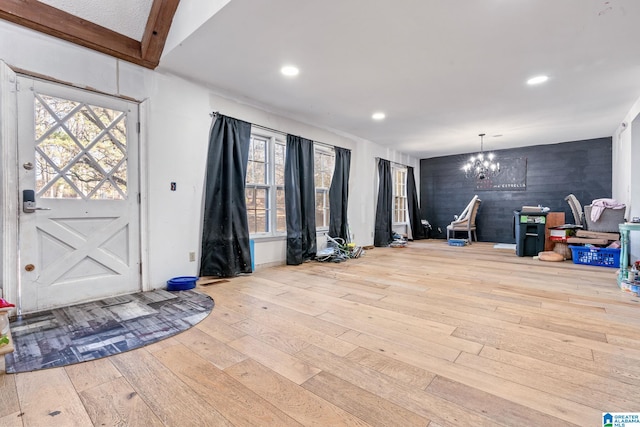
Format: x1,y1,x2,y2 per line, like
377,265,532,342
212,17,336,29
0,20,419,290
613,96,640,261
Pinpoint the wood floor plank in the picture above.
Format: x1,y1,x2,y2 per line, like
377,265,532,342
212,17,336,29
236,304,358,356
302,371,430,427
382,292,524,324
64,358,122,393
297,344,497,426
110,348,233,426
228,335,321,384
231,318,311,354
0,412,23,427
205,301,250,325
141,335,181,353
338,329,601,425
519,315,608,342
426,376,577,427
455,349,639,412
0,372,20,419
281,273,386,299
341,292,515,351
14,368,92,427
269,285,452,338
448,306,640,361
174,327,248,369
225,358,372,426
478,346,640,404
345,346,436,389
481,325,595,360
606,334,640,351
195,312,247,343
78,376,164,427
495,304,640,339
153,344,302,427
318,310,465,361
230,285,328,316
211,286,350,337
494,336,640,386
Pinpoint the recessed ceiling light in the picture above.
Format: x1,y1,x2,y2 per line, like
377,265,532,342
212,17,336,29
527,75,549,85
281,65,299,77
372,112,386,120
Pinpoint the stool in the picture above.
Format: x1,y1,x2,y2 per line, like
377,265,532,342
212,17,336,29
553,242,572,260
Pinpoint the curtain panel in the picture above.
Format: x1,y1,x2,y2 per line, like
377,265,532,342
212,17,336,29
374,158,394,247
407,166,425,240
328,146,351,241
200,115,252,277
285,135,317,264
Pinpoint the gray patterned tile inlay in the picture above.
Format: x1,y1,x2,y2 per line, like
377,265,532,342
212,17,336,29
4,289,214,373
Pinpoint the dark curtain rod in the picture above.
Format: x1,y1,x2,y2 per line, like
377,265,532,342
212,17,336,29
375,157,410,168
210,111,345,151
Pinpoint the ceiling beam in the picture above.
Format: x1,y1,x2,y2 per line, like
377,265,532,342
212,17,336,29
0,0,179,69
141,0,181,68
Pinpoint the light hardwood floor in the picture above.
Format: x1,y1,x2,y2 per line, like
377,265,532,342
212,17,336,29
2,240,640,426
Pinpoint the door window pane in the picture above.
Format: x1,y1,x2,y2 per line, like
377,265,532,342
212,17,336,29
34,93,128,200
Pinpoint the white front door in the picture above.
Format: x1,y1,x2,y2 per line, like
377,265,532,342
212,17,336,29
17,77,140,314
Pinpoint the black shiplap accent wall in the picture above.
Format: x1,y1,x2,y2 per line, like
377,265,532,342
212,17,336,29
419,137,612,243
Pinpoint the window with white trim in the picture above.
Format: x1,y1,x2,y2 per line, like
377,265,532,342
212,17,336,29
245,131,286,236
393,166,408,224
314,146,335,230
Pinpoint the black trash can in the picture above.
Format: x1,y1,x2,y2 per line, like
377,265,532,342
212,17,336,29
514,210,548,257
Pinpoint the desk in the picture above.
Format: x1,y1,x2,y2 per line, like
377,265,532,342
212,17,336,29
618,223,640,287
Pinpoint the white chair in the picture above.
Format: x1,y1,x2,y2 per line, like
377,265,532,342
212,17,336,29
446,195,481,243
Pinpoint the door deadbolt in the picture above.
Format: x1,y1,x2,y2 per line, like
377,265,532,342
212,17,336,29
22,189,51,213
23,162,34,170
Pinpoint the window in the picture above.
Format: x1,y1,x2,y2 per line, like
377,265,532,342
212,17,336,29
393,166,408,224
314,146,335,229
245,131,286,236
35,94,128,200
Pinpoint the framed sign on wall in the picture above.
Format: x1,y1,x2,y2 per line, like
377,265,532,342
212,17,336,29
476,157,527,191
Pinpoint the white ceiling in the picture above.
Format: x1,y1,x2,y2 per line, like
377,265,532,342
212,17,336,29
157,0,640,159
39,0,153,41
34,0,640,159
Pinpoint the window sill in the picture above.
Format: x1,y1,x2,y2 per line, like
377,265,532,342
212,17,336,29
249,234,286,243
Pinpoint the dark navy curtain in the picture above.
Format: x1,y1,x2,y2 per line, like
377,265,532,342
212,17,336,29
407,166,425,240
374,158,394,247
328,147,351,241
285,135,317,264
200,115,252,277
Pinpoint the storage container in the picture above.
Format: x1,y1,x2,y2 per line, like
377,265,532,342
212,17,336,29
166,276,198,291
568,245,620,268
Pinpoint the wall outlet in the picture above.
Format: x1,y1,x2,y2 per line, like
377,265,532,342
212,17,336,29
189,251,196,262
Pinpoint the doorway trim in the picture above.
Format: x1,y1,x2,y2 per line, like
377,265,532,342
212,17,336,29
0,61,19,311
1,61,151,313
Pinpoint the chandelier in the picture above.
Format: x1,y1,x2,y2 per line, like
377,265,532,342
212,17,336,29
462,133,500,180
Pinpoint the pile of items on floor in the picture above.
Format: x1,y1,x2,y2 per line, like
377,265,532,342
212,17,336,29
548,198,624,268
315,235,365,263
389,232,408,248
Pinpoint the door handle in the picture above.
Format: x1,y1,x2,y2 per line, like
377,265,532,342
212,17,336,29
22,189,51,213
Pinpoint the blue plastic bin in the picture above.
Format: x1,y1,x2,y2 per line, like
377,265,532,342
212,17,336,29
166,276,197,291
568,246,620,268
